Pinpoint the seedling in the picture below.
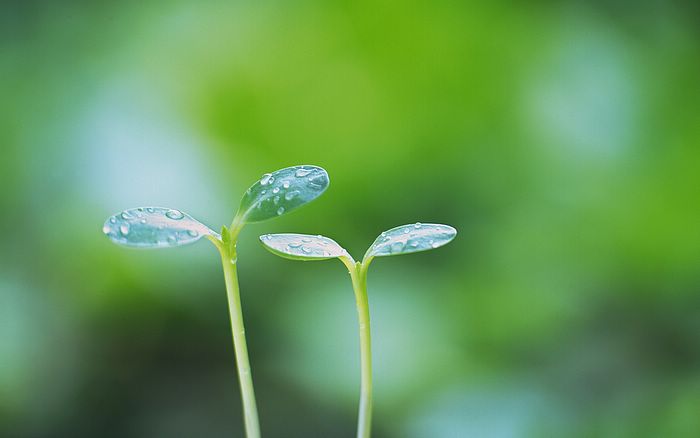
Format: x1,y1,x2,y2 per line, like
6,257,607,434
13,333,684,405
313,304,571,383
102,165,330,438
259,223,457,438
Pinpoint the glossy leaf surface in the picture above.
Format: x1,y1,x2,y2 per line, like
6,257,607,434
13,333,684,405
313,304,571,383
238,165,329,223
103,207,215,248
365,223,457,259
259,233,346,261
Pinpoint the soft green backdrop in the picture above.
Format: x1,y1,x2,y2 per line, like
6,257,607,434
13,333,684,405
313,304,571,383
1,1,699,437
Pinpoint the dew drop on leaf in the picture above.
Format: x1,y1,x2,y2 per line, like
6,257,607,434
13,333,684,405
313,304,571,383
307,173,327,189
166,209,184,220
295,168,312,177
260,173,273,185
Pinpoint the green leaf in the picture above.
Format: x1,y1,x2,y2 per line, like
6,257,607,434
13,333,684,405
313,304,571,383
365,223,457,259
259,233,347,261
237,165,330,223
103,207,216,248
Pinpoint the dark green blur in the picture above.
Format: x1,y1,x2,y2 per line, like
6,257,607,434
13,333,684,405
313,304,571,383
1,1,699,437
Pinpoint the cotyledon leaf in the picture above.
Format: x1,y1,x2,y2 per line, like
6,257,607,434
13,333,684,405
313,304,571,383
259,233,347,261
103,207,217,248
365,223,457,259
238,165,329,223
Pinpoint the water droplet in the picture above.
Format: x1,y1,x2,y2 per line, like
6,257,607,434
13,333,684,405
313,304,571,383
414,222,422,229
166,209,184,220
187,230,199,237
404,228,410,234
272,187,280,194
120,211,132,220
102,224,111,234
119,224,130,236
431,241,439,248
410,241,419,248
288,242,302,248
273,195,280,204
261,189,267,195
301,246,312,254
283,181,290,189
381,232,386,237
109,217,117,224
277,207,285,215
146,207,155,213
140,218,146,224
285,190,299,201
260,173,273,185
167,235,177,244
302,238,312,243
295,168,312,177
391,241,404,253
317,235,323,239
307,174,327,189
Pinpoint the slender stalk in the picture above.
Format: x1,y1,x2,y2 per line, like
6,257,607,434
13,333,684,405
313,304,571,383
219,241,261,438
350,261,373,438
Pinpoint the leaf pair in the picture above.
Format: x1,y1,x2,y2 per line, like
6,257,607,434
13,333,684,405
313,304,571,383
102,165,330,247
259,223,457,265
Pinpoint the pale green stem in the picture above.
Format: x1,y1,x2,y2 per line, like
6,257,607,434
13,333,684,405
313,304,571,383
219,241,261,438
349,261,373,438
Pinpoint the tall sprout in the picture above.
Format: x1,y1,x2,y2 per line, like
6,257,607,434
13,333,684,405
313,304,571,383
102,165,330,438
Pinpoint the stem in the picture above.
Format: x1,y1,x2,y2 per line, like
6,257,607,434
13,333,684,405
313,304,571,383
350,261,373,438
219,241,261,438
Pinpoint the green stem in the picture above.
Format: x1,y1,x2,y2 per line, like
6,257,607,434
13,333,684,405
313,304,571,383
350,261,373,438
219,242,261,438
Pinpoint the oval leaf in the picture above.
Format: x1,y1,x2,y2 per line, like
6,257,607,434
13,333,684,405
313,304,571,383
238,165,329,223
259,233,346,261
365,223,457,259
103,207,216,248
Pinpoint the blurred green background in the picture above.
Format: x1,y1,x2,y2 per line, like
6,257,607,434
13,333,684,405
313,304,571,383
2,0,700,437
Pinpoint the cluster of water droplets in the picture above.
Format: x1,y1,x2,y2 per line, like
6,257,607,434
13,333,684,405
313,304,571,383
260,233,345,259
367,223,457,257
241,166,329,222
102,207,215,248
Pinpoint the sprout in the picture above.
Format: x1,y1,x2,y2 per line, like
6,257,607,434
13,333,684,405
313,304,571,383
103,165,330,438
259,223,457,438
